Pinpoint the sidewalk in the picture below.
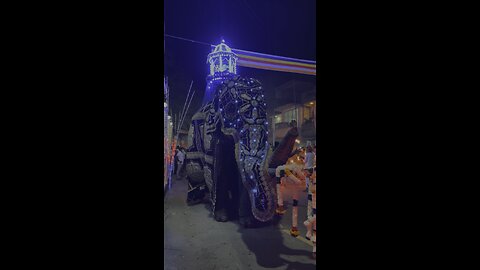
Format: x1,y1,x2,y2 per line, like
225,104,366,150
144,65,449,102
164,174,316,270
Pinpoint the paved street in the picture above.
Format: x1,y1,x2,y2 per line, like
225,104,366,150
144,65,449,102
164,174,316,270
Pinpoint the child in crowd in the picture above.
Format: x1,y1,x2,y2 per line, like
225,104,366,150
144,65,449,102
304,144,315,191
274,152,306,237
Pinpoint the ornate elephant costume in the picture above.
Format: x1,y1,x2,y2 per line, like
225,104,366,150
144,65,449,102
185,74,276,225
184,40,300,226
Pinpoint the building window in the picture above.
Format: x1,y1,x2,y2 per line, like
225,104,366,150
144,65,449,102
283,108,298,124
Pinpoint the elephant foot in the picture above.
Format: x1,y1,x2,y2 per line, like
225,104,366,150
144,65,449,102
186,197,203,206
239,216,258,228
227,207,239,220
186,187,205,206
214,208,229,222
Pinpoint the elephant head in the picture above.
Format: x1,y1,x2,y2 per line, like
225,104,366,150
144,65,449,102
214,75,276,222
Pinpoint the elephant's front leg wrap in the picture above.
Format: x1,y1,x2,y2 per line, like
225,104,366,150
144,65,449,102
211,132,239,222
233,79,276,222
215,77,276,222
185,117,208,205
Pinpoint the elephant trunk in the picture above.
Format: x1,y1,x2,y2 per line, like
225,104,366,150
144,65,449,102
268,127,299,169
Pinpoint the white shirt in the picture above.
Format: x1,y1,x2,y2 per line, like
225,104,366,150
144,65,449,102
177,151,185,163
305,152,315,169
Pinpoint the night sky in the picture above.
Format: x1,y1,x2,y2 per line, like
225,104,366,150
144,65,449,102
165,0,316,130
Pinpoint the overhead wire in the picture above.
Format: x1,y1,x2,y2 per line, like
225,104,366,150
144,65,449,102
164,34,212,47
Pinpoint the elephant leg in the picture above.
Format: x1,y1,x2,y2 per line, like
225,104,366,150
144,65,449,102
211,133,243,222
212,134,239,222
227,150,240,220
185,116,208,206
186,159,207,206
186,176,206,206
212,138,227,222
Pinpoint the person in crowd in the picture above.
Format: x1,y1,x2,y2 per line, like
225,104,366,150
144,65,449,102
304,144,315,191
303,165,314,236
176,147,185,176
180,147,187,176
274,152,306,237
274,139,302,215
173,149,179,175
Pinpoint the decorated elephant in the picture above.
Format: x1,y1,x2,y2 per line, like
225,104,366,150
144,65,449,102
185,74,301,227
184,74,272,226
